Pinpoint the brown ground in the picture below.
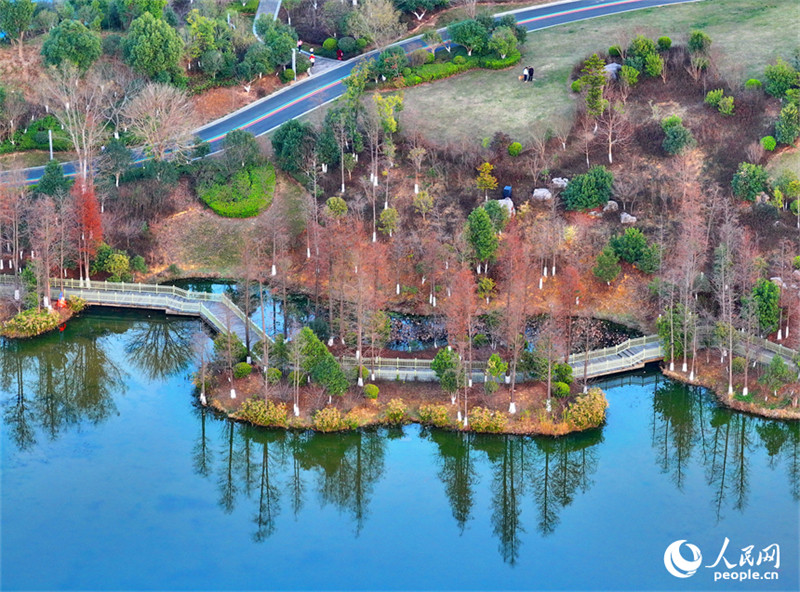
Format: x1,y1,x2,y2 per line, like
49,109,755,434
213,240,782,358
191,75,287,126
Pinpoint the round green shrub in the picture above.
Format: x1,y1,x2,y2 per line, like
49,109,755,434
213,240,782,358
608,45,621,57
744,78,762,90
233,362,252,379
131,255,147,273
266,367,282,384
552,381,571,398
357,38,368,49
402,66,412,77
571,79,583,93
426,52,435,64
384,398,409,424
565,388,608,430
731,356,746,375
418,404,451,428
761,136,777,151
280,68,295,83
657,36,672,51
472,333,489,348
337,36,357,54
322,38,338,51
793,255,800,269
239,398,288,428
507,141,522,157
453,55,466,65
717,95,734,116
364,384,379,399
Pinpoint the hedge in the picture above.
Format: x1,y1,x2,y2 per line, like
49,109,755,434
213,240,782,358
380,50,521,90
199,164,276,218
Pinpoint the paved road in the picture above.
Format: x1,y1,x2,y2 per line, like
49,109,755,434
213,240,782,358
13,0,700,185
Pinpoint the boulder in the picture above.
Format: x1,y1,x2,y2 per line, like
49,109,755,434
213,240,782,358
588,211,603,218
532,188,552,201
552,177,569,189
620,212,637,224
603,200,619,212
496,197,515,215
770,277,786,288
792,269,800,280
603,63,622,79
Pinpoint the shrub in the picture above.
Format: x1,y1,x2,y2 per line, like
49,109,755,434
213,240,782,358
364,383,379,399
266,367,282,384
554,362,573,385
357,38,368,49
608,45,621,57
552,381,571,398
610,227,648,264
565,388,608,430
280,68,295,83
705,88,724,107
657,36,672,51
507,142,522,157
794,255,800,270
418,404,451,428
409,48,429,67
571,79,583,93
131,255,147,273
731,162,770,201
480,50,521,70
313,407,348,432
688,30,712,53
643,53,663,77
562,165,614,210
233,362,252,379
761,136,777,151
322,38,338,51
239,398,288,428
593,246,621,284
484,380,499,395
744,78,762,90
377,46,409,79
661,115,695,155
637,244,661,274
1,308,61,338
198,164,276,218
102,34,123,57
628,35,657,61
731,356,746,375
338,36,357,54
67,296,87,313
764,57,799,98
384,398,409,424
468,406,508,433
453,55,466,65
775,103,800,145
717,95,734,116
213,333,248,364
472,333,489,348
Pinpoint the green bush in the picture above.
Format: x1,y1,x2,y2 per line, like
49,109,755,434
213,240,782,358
280,68,295,83
480,50,521,70
322,38,338,51
657,36,672,51
688,30,712,53
661,115,695,155
357,38,368,50
364,383,379,399
761,136,777,151
453,55,466,65
731,356,746,375
554,362,573,385
468,406,508,433
610,227,648,264
764,57,799,98
565,388,608,430
775,103,800,145
239,398,288,428
266,367,282,384
608,45,621,57
233,362,252,379
744,78,762,90
552,381,571,398
731,162,770,201
562,165,614,210
131,255,147,273
793,255,800,269
571,79,583,93
384,398,409,424
198,164,276,218
507,142,522,157
338,36,357,54
1,308,61,338
628,35,657,61
213,332,248,364
644,53,663,77
705,88,724,107
418,404,451,428
472,333,489,348
717,95,734,116
313,407,349,432
67,296,87,313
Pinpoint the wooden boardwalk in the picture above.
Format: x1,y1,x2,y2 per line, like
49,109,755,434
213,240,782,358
3,276,796,383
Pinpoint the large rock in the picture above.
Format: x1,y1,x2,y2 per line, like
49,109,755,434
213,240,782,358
620,212,637,224
603,200,619,213
771,277,786,288
603,63,622,79
496,198,515,215
532,188,552,201
552,177,569,189
588,211,603,218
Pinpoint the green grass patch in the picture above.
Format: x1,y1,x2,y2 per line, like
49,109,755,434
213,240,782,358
227,0,259,14
199,163,276,218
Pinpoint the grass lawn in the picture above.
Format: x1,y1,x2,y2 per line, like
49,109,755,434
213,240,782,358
401,0,799,144
767,148,800,178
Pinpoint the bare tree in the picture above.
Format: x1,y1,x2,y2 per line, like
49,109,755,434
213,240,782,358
42,64,120,180
123,83,198,162
0,170,27,305
600,101,632,164
348,0,405,51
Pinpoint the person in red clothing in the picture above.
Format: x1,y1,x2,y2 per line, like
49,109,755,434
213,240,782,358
337,48,343,60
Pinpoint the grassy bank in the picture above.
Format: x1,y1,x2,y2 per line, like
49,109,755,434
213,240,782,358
401,0,799,144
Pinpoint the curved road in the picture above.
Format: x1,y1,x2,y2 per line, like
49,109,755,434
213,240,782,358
16,0,699,184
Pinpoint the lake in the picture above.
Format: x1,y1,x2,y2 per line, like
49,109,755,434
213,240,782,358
1,310,798,590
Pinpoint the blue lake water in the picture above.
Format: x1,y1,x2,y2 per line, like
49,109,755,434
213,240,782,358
1,310,798,590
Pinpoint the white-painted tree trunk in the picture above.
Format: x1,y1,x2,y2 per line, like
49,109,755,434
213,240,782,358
508,402,516,413
230,389,236,399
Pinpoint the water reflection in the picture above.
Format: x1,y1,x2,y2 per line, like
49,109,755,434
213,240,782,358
0,319,127,449
124,319,197,381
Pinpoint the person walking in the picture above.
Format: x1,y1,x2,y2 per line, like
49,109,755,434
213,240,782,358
522,67,529,82
527,66,535,82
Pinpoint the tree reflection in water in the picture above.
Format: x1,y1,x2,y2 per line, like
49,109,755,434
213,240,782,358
0,319,127,449
124,319,197,381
